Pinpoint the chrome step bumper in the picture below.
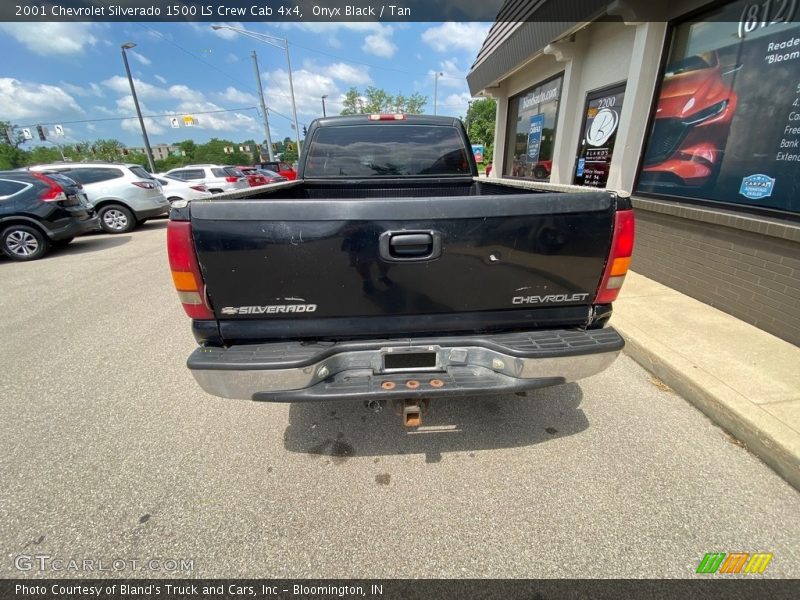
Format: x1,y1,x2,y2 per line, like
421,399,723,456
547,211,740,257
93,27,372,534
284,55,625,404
188,328,624,401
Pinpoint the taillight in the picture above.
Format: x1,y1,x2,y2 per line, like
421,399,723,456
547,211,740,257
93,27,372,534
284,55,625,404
132,181,156,189
225,176,239,182
31,172,67,202
368,114,406,120
167,220,214,319
595,209,635,304
189,185,208,192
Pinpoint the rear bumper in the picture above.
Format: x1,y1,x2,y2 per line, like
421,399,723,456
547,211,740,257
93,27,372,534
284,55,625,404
48,215,99,240
133,205,169,220
188,327,624,401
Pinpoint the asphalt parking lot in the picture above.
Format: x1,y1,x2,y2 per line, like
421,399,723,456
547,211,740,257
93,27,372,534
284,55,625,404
1,221,799,578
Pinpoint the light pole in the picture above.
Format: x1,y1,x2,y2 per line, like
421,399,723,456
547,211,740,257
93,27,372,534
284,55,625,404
212,25,301,153
250,50,275,162
321,94,328,118
433,71,444,116
121,42,156,172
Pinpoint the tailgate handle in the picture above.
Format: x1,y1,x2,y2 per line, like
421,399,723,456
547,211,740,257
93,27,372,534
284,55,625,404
392,234,431,254
380,231,442,262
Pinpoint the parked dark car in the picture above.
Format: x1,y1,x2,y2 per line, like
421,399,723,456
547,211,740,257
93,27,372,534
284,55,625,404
0,170,98,261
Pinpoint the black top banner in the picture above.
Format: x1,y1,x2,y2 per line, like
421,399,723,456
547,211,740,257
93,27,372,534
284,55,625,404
6,0,798,23
5,0,508,22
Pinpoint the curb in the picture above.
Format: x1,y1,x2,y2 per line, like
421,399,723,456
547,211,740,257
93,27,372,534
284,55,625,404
614,320,800,492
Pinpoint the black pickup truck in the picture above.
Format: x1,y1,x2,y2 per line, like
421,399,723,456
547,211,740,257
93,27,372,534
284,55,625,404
168,115,633,424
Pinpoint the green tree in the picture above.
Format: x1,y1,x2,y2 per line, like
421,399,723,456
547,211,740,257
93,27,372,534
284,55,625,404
398,92,427,114
363,86,393,113
0,146,25,169
192,138,248,165
177,140,196,161
0,120,27,169
154,155,185,173
125,151,149,169
393,93,407,113
91,139,124,161
240,138,260,163
25,146,63,165
339,88,428,115
464,98,497,148
60,144,88,163
280,137,299,163
341,88,362,115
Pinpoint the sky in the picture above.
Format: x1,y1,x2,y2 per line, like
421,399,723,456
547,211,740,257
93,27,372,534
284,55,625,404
0,20,491,148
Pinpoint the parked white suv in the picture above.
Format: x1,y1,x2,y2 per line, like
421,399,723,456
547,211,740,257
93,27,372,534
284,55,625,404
164,165,249,194
28,162,169,233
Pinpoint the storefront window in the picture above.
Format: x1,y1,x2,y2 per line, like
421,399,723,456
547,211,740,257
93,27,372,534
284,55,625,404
504,74,563,180
637,0,800,214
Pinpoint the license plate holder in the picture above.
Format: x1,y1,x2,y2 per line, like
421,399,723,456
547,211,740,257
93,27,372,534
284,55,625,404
382,349,439,372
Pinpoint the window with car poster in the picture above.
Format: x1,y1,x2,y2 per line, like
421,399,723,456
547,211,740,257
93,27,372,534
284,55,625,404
636,0,800,215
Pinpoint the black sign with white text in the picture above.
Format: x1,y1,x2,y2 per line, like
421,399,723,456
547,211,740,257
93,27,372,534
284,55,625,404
574,83,626,188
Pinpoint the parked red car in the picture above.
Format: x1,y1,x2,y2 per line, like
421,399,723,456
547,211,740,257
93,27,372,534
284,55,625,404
641,51,737,188
257,161,297,181
254,168,289,184
511,159,551,179
533,160,552,179
237,166,269,187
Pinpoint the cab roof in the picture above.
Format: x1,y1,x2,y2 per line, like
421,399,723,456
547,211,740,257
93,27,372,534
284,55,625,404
312,114,461,127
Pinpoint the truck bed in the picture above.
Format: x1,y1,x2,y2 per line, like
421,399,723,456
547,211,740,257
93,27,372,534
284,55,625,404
215,178,537,200
179,178,619,346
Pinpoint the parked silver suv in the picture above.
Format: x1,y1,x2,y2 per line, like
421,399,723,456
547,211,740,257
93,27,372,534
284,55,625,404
27,162,169,233
164,165,249,194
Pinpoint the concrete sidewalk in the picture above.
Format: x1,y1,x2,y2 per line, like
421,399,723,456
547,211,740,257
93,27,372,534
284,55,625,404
612,271,800,490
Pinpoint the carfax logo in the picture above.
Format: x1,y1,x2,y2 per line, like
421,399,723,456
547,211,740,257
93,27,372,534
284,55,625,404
696,552,773,574
739,174,775,200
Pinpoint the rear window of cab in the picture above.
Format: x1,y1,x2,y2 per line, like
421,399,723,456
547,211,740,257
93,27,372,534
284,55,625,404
304,125,470,178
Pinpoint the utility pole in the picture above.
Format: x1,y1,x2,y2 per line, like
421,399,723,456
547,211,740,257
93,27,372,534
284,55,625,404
212,26,301,154
433,72,444,116
321,94,328,117
251,50,275,162
121,42,156,172
284,40,301,153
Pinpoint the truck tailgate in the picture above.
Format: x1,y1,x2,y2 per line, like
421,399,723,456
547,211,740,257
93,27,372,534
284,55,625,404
190,191,614,341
